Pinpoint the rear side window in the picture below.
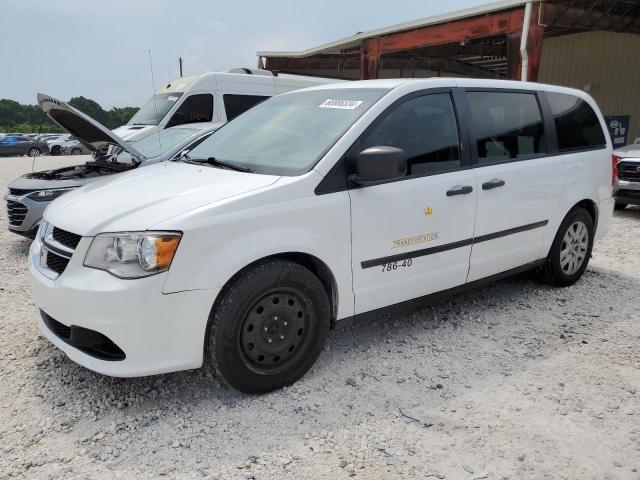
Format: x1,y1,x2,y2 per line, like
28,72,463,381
359,93,461,176
166,94,213,127
468,91,546,163
223,94,270,121
546,93,606,151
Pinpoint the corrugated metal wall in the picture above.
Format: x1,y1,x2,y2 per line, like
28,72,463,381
539,31,640,144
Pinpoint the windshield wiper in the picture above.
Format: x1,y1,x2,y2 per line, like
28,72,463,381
181,156,254,173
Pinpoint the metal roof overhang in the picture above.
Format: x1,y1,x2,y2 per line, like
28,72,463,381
258,0,640,81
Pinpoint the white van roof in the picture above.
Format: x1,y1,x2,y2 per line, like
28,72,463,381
156,68,342,95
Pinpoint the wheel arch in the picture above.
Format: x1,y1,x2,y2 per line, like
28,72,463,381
214,252,340,325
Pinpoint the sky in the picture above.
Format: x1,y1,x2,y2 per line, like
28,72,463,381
1,0,492,109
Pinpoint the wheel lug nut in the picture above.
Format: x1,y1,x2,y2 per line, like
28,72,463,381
283,321,288,326
267,338,272,343
264,327,268,332
279,335,285,340
274,316,279,321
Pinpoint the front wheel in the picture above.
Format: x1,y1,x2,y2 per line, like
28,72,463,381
537,208,594,287
28,147,40,157
205,259,330,393
71,147,82,155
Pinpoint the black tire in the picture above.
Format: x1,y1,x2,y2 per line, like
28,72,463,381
537,208,594,287
205,259,330,393
71,148,82,155
28,147,40,157
614,202,628,211
51,145,61,156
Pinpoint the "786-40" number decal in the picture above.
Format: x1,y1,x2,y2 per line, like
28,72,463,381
381,259,413,273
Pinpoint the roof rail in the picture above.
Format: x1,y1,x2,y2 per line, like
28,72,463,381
224,67,273,76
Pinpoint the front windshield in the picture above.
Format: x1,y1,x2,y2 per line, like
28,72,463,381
187,88,389,176
126,127,201,159
128,92,184,126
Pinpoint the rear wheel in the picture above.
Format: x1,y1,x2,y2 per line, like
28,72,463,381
71,148,82,155
50,145,61,156
28,147,40,157
614,202,628,211
205,259,330,393
537,208,594,287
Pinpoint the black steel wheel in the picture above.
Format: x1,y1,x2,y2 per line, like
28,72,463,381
205,259,330,393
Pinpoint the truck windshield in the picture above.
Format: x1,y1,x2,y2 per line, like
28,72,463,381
127,92,184,126
186,88,389,176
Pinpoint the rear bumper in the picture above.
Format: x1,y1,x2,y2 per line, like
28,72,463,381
595,197,615,241
29,237,218,377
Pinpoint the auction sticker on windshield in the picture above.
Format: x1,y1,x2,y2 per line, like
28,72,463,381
319,99,364,110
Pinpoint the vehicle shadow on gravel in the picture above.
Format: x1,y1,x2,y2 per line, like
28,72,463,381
30,270,571,418
7,237,32,256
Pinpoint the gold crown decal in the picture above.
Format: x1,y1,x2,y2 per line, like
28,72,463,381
424,206,433,216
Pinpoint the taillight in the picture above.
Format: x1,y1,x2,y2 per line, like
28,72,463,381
612,155,620,185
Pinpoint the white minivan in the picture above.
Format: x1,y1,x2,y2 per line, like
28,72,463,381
29,78,614,393
113,68,340,141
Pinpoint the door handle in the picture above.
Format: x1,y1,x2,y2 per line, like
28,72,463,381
482,179,506,190
446,185,473,197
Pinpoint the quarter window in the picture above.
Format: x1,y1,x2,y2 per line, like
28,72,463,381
546,92,606,151
223,94,270,121
468,91,546,162
359,93,461,176
166,94,213,127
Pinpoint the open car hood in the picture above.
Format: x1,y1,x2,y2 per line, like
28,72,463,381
37,93,145,160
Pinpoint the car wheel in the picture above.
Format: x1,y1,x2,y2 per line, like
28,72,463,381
537,208,594,287
614,202,628,211
28,147,40,157
205,259,330,394
51,145,61,156
71,148,82,155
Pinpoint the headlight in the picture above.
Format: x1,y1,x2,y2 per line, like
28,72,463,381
84,231,181,279
27,188,75,202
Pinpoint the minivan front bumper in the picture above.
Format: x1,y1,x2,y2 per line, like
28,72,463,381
29,235,217,377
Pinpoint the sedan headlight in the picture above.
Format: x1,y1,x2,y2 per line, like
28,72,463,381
27,188,76,202
84,232,182,279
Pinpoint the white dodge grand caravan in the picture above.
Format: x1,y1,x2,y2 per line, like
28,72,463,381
30,78,614,393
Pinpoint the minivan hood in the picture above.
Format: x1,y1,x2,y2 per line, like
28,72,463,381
43,161,280,235
37,93,145,160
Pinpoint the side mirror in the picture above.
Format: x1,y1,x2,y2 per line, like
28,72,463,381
349,146,407,186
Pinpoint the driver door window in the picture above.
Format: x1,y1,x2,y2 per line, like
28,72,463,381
166,94,213,127
359,93,461,177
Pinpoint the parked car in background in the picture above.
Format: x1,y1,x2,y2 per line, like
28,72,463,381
612,143,640,209
44,134,73,155
113,67,341,142
59,138,91,155
28,79,614,393
5,94,218,237
0,135,42,156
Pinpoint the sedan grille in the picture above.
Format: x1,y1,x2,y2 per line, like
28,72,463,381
6,199,28,227
618,161,640,183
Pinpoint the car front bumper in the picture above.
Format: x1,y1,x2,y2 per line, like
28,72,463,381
29,235,218,377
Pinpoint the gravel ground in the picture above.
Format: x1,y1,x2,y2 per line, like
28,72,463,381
1,156,639,480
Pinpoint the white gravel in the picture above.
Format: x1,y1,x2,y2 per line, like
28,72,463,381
1,156,639,480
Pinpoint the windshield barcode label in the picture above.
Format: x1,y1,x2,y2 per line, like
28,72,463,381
319,99,363,110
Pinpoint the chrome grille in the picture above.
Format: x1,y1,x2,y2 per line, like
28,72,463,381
39,224,81,279
6,199,28,227
618,161,640,183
